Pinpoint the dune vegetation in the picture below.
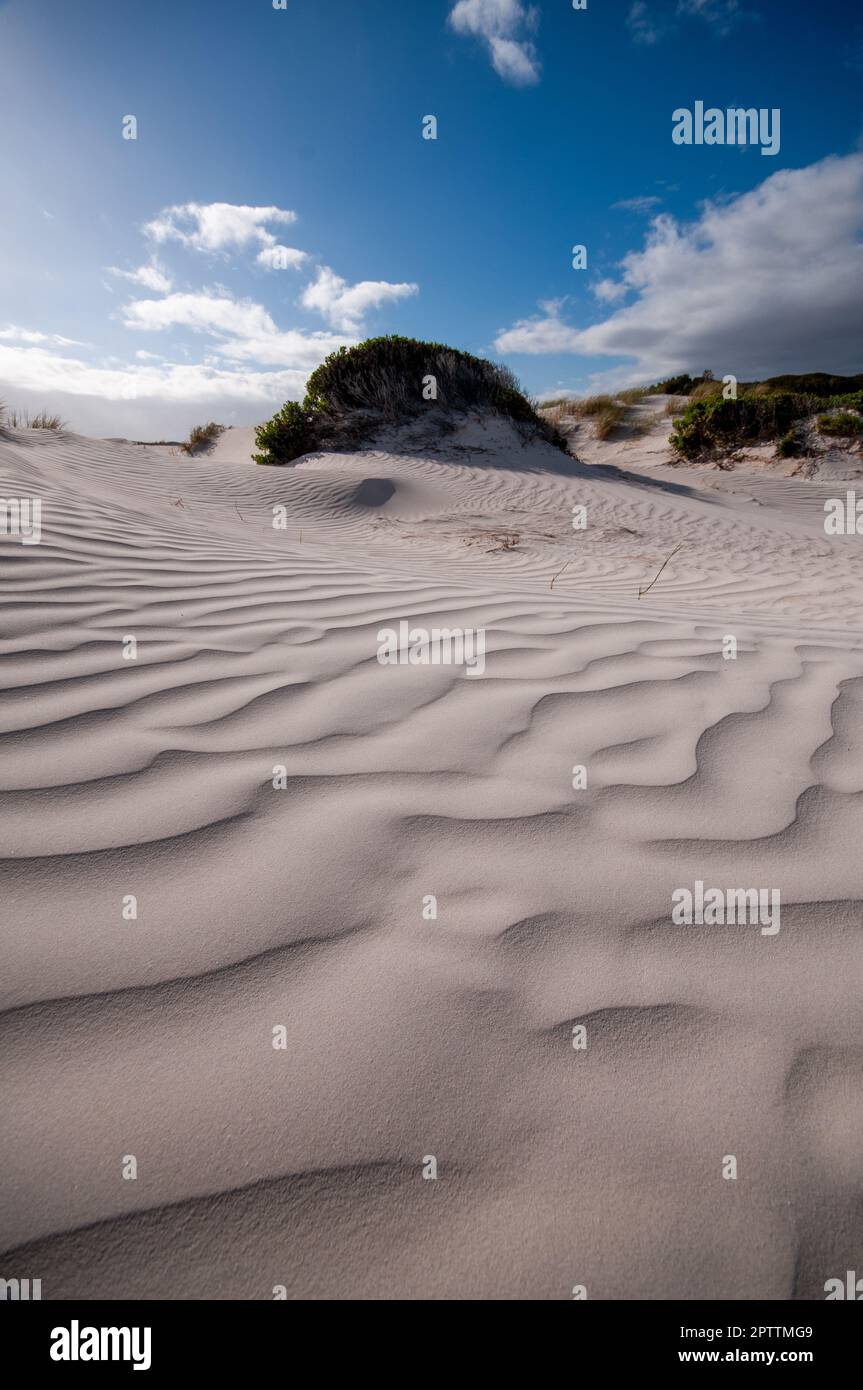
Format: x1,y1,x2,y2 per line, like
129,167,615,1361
670,387,863,460
180,422,226,456
253,336,567,466
0,402,66,431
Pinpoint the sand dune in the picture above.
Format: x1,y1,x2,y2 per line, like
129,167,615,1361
1,416,861,1299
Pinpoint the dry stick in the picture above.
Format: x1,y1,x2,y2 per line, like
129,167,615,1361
550,557,575,591
638,541,685,599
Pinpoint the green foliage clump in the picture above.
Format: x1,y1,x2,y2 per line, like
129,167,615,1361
671,392,801,459
759,373,863,396
254,336,565,465
776,429,802,458
253,402,313,466
650,371,863,401
671,389,860,460
648,373,695,396
671,389,863,459
817,411,863,437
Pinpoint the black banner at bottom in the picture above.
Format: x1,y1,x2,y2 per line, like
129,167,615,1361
2,1298,857,1375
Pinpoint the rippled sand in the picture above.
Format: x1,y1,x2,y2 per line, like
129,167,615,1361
1,416,861,1298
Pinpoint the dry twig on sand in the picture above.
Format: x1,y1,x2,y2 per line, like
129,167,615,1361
638,542,685,599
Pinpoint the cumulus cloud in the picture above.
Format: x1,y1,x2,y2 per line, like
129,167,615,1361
4,200,419,433
144,202,303,260
121,289,348,368
448,0,541,85
108,261,173,293
300,265,418,332
494,154,863,385
122,289,277,340
592,279,630,304
255,244,308,270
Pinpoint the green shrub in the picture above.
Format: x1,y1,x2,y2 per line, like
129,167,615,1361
671,392,810,460
760,373,863,397
817,411,863,437
776,429,801,458
254,402,313,465
254,336,567,465
650,371,863,401
648,373,695,396
671,389,863,459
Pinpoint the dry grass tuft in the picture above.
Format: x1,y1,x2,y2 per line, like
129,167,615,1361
181,422,226,456
687,379,724,402
1,405,67,430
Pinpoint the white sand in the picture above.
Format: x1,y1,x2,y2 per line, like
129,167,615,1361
1,415,861,1299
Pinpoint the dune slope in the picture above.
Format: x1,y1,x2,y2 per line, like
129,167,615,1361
1,418,862,1299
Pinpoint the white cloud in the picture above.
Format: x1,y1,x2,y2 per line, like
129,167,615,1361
677,0,742,36
255,244,308,270
495,306,581,355
494,154,863,384
627,1,662,45
122,289,277,339
121,288,348,368
0,341,310,406
612,195,662,213
0,325,83,347
109,261,173,293
448,0,541,85
592,279,629,303
300,265,418,332
144,202,301,259
2,201,420,434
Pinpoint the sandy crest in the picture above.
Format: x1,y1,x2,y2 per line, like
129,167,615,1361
0,417,861,1299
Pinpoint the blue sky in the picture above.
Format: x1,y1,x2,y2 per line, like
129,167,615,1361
0,0,861,435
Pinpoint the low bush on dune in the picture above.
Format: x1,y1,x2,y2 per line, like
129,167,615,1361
760,372,863,396
647,373,696,396
776,428,803,458
253,337,567,465
181,422,226,455
817,410,863,438
671,390,863,460
650,370,863,400
672,393,804,459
